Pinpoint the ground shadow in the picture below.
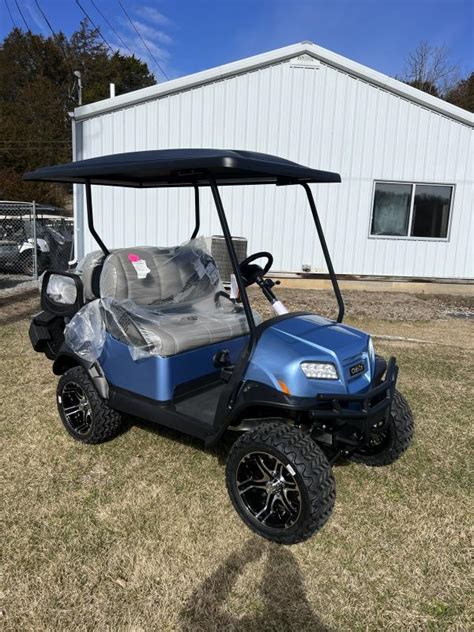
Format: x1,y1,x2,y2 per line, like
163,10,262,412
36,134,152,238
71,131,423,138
180,537,334,632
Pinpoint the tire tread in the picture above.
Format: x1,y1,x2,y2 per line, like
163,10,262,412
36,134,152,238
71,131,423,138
57,366,123,444
226,422,336,544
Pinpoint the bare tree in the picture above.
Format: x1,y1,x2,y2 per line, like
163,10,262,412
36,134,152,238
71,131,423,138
400,41,459,97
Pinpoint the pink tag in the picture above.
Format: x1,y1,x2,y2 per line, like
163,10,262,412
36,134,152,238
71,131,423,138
128,253,140,262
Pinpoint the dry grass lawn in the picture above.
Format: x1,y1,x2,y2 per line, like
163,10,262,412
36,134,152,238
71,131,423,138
1,291,473,631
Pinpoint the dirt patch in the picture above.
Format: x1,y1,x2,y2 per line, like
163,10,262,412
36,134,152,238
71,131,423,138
0,289,40,326
250,288,474,322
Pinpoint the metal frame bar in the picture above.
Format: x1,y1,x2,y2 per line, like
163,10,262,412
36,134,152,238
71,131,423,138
85,179,110,256
190,183,200,239
209,178,256,335
81,177,342,326
32,200,38,278
301,182,345,323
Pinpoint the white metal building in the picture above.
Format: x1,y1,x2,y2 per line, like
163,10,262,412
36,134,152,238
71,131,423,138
72,42,474,280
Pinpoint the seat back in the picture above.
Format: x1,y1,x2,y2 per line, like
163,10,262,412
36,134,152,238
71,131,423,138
77,250,106,302
98,241,221,306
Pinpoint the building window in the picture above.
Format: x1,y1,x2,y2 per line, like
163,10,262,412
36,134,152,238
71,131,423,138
370,182,453,239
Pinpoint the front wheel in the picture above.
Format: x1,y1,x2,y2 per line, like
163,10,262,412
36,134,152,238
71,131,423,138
349,390,414,466
57,366,124,444
226,422,336,544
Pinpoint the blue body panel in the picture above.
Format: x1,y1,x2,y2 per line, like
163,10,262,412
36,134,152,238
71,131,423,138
100,333,248,401
244,314,373,397
99,314,372,403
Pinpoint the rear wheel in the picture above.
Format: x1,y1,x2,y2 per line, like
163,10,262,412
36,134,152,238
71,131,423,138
226,422,335,544
348,390,414,466
57,366,124,443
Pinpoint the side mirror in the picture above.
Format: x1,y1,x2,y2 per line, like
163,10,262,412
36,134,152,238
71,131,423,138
41,271,84,316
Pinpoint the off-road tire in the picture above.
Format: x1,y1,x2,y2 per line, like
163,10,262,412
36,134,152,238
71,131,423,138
226,422,336,544
349,389,414,466
57,366,124,444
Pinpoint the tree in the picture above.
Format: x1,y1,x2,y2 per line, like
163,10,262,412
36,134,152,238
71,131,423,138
400,41,459,98
0,22,156,204
446,73,474,112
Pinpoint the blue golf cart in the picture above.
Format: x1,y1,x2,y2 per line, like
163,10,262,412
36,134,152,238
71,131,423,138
26,149,413,544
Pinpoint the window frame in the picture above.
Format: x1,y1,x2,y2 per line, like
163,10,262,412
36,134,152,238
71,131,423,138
368,180,455,242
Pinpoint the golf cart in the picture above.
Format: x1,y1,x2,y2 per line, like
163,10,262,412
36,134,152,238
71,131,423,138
0,208,73,275
25,149,413,544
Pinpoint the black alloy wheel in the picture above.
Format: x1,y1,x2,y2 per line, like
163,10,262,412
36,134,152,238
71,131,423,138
57,366,124,444
60,381,93,436
226,422,336,544
236,450,303,530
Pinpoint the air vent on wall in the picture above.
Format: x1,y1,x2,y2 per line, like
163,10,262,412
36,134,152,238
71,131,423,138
289,54,321,69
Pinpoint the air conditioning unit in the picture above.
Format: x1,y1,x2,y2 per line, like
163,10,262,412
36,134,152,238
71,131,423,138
210,235,247,284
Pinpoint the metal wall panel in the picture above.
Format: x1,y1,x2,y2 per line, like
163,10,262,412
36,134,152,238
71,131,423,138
75,59,473,279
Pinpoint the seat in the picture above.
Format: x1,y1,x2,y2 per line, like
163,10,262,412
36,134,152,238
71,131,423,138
94,239,255,357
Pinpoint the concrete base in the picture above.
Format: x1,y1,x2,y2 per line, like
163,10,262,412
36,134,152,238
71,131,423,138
273,275,474,295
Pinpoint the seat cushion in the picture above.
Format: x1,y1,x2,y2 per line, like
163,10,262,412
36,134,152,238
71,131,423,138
103,298,253,357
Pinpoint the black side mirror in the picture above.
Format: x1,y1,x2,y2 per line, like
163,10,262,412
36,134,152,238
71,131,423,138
40,270,84,317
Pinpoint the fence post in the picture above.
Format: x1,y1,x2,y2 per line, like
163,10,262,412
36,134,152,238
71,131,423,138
32,200,38,279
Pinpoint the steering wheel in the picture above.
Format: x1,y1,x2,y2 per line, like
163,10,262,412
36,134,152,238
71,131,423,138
239,251,273,287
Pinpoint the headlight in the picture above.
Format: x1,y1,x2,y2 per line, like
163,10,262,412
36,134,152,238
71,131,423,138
300,362,338,380
368,337,375,364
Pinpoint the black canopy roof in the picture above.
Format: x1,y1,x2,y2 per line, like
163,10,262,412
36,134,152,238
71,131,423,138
23,148,341,187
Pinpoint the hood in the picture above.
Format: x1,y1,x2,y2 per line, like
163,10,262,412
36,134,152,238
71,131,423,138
245,314,373,397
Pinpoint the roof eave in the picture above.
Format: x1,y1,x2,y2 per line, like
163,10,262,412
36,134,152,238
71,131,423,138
73,41,474,127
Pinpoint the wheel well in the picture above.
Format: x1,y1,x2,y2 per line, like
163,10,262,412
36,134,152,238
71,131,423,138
52,354,81,375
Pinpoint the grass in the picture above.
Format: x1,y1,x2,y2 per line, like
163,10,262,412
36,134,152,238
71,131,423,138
1,295,473,631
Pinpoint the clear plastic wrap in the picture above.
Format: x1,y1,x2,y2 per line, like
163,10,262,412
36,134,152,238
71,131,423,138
65,299,106,363
65,237,259,361
45,273,78,304
76,250,106,302
101,295,257,360
98,237,221,306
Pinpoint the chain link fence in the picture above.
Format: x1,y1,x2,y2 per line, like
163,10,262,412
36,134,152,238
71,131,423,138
0,201,74,296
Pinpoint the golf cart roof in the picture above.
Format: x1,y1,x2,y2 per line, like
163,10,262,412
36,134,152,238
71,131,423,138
24,149,341,188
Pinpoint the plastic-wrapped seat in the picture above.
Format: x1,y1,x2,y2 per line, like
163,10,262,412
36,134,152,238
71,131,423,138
93,239,255,358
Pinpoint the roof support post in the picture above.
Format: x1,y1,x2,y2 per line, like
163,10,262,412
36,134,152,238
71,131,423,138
85,179,110,256
301,182,345,323
209,178,256,335
190,183,200,239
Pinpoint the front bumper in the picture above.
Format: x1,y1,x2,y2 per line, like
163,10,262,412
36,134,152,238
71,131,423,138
309,357,398,447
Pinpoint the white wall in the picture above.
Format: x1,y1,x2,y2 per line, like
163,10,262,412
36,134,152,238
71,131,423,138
75,58,474,279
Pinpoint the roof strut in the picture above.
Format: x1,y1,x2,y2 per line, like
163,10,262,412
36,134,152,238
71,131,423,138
209,178,256,334
301,182,345,323
85,179,110,256
190,183,200,239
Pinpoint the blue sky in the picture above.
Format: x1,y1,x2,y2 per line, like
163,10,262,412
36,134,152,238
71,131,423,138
1,0,473,82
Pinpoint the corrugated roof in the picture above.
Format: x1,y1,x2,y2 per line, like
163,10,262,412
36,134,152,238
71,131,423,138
73,42,473,127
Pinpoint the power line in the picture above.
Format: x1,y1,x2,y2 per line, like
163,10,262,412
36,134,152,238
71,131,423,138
89,0,133,55
34,0,68,61
116,0,169,80
34,0,55,37
74,0,114,53
4,0,17,27
13,0,32,32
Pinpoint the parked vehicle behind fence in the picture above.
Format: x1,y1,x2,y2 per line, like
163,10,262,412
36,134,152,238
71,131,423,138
0,202,73,279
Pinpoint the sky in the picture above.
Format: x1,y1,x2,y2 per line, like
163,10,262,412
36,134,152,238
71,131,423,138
1,0,473,83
